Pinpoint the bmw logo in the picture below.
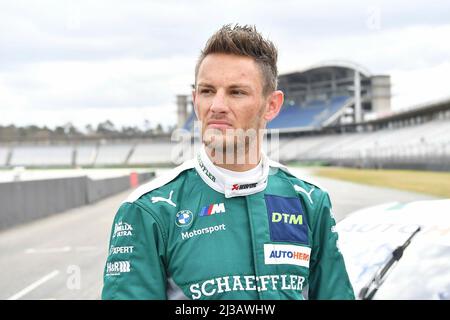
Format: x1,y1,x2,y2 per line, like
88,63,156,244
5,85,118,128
175,210,194,227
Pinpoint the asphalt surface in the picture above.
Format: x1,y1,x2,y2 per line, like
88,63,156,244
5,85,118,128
0,167,439,300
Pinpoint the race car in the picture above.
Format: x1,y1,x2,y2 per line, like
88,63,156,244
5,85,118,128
336,199,450,300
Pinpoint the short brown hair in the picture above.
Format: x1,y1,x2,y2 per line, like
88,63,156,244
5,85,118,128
195,24,278,96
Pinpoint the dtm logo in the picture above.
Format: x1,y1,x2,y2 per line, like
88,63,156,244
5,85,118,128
199,203,225,217
175,210,194,227
272,212,303,225
265,195,309,244
113,221,133,238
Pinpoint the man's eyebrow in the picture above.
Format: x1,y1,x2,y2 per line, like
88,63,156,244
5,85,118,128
197,83,252,89
197,83,214,88
229,84,252,90
196,83,253,92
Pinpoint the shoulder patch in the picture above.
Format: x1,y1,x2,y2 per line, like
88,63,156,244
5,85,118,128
123,159,195,204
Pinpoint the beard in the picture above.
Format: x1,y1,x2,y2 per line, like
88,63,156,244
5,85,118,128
202,126,261,166
201,102,266,166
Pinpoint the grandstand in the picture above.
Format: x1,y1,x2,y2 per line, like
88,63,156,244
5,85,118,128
273,116,450,171
95,143,132,166
128,141,178,165
9,145,73,167
75,144,97,166
0,147,8,167
0,61,449,172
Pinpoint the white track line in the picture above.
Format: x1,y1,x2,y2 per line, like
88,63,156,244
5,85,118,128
7,270,60,300
25,247,71,254
75,246,98,252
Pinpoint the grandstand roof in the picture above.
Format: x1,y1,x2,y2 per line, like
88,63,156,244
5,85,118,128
281,60,372,78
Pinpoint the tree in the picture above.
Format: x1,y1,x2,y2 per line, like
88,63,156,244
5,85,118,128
85,124,95,135
96,120,117,135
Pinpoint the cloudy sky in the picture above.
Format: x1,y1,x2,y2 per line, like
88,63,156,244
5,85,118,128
1,0,450,130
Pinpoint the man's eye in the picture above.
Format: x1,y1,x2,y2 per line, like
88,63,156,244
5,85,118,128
200,89,213,94
231,90,246,96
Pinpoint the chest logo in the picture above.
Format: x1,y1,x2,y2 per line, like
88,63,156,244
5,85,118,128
265,194,309,245
175,210,194,227
199,203,226,216
151,190,177,207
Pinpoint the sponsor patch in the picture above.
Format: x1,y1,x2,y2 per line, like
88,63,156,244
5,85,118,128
264,244,311,268
176,210,194,227
181,224,226,240
197,154,216,182
106,260,131,276
199,203,226,216
265,194,308,244
109,246,134,255
232,183,257,191
112,221,133,238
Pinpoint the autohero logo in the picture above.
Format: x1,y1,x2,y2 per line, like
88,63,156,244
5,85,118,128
181,224,226,240
265,195,309,244
197,154,216,182
109,246,134,255
189,273,305,300
264,244,311,268
176,210,194,227
232,183,257,191
199,203,226,217
106,260,131,276
113,221,133,238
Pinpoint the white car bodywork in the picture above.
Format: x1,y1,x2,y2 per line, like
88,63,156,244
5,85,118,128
336,199,450,300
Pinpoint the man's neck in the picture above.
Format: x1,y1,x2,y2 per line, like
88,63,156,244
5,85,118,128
204,145,262,172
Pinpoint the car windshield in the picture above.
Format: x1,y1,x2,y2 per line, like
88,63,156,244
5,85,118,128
373,242,450,299
337,218,450,300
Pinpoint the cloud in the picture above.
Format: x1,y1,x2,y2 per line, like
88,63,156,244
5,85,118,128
1,0,450,129
390,61,450,110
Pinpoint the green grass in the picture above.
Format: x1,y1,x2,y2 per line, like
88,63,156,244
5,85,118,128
312,166,450,198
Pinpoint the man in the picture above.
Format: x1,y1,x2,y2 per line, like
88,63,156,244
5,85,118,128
102,24,355,300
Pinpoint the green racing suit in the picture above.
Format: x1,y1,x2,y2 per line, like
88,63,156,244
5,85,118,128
101,146,355,300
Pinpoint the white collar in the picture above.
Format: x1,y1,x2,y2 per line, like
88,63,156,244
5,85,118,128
194,144,270,198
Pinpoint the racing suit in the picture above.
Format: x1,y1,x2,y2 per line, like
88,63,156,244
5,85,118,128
101,145,355,300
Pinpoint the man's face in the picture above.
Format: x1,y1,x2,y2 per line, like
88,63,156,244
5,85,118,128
193,53,268,154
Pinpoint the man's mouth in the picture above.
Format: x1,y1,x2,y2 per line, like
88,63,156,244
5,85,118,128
206,121,233,130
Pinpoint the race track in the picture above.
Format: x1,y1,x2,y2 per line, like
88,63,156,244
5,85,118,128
0,167,438,299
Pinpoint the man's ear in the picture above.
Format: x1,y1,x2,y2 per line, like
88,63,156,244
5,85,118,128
264,90,284,121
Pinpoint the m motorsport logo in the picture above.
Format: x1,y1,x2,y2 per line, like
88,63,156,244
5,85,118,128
199,203,225,216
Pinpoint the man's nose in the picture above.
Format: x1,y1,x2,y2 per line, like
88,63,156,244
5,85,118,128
210,91,229,113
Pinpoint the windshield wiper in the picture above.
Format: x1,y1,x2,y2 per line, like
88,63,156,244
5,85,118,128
359,226,421,300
